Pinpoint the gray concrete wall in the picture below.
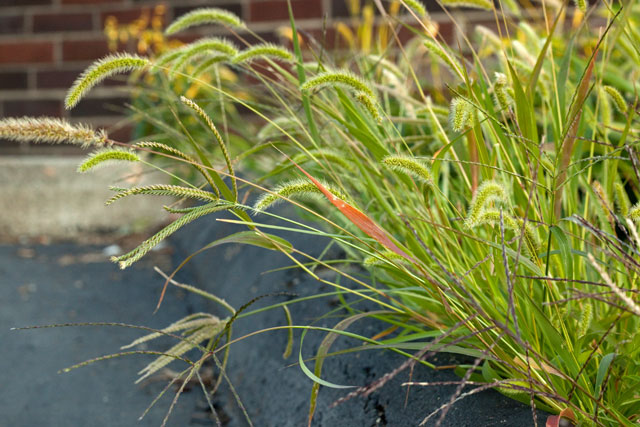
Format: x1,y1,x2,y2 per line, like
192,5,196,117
0,156,172,239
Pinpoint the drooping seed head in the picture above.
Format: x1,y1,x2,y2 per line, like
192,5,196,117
577,302,592,337
599,86,612,126
449,97,475,132
77,148,140,173
402,0,428,17
165,8,245,35
614,182,630,217
382,155,433,186
301,70,376,99
603,85,627,114
441,0,493,10
65,53,149,109
355,92,381,123
105,184,218,205
0,117,108,148
232,43,294,64
465,181,508,228
627,202,640,222
493,72,512,110
423,38,464,77
254,178,348,212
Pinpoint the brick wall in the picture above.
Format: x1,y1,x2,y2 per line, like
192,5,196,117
0,0,473,154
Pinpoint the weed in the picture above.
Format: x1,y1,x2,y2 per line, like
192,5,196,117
6,0,640,425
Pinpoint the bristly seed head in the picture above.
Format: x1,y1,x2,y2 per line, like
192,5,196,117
254,178,348,212
402,0,428,17
382,155,433,186
440,0,494,10
355,92,382,123
450,97,475,132
614,182,630,217
65,53,149,109
232,43,293,64
465,181,508,228
0,116,108,147
423,39,464,78
77,148,140,173
493,72,512,110
301,70,376,99
627,202,640,222
603,85,627,114
165,7,245,35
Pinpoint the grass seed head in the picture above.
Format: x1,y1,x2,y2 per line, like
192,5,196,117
301,70,376,99
603,85,627,114
382,155,433,185
77,148,140,173
465,181,508,228
65,53,149,109
232,43,294,64
0,117,108,147
165,7,245,35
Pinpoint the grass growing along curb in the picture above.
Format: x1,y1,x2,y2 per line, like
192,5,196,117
3,0,640,425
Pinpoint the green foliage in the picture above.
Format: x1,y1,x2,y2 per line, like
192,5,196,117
11,1,640,425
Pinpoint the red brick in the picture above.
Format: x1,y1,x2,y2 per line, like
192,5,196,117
0,0,50,6
62,39,110,61
36,69,83,89
249,0,323,22
105,123,133,142
0,15,24,35
3,100,62,117
0,41,53,64
173,4,243,22
305,27,338,49
37,67,127,90
100,7,155,26
33,13,93,33
331,0,443,17
69,97,129,117
62,0,122,4
0,71,28,90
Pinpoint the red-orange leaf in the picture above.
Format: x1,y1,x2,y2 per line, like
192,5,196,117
292,161,414,263
546,408,576,427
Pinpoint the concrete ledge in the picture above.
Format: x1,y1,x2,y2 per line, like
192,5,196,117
0,156,172,238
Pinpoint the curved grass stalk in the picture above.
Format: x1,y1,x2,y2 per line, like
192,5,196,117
77,148,140,173
113,202,233,269
180,96,237,201
165,7,244,35
401,0,428,17
65,53,149,109
254,178,349,211
232,43,294,64
382,155,434,185
105,184,218,205
440,0,493,10
301,70,376,99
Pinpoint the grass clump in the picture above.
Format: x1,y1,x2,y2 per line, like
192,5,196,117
9,0,640,425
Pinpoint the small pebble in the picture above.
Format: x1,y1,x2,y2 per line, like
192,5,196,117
102,244,122,257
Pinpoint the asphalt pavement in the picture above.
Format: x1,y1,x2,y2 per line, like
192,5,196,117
1,215,544,426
